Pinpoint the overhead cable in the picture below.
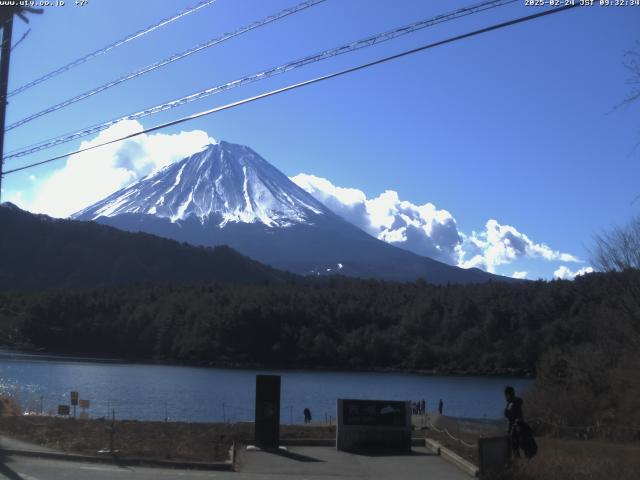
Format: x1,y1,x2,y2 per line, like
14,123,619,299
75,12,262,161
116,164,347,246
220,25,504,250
10,28,31,52
8,0,219,97
3,3,580,176
6,0,516,159
5,0,327,131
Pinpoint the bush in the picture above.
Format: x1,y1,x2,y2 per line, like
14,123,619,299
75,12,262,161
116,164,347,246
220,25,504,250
0,395,22,416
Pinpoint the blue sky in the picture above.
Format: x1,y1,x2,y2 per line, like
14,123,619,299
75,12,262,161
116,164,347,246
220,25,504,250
2,0,639,280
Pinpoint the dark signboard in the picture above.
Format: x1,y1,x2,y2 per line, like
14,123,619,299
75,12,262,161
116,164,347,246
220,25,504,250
254,375,280,448
70,391,79,406
342,399,407,427
58,405,70,416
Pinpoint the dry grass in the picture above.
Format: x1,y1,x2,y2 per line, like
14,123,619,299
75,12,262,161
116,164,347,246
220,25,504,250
0,395,21,416
510,437,640,480
0,416,335,462
424,423,640,480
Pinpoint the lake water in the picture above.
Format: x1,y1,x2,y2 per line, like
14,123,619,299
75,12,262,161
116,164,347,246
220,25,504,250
0,351,533,424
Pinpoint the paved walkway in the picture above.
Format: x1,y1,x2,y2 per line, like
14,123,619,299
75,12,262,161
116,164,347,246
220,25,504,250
0,456,220,480
0,435,471,479
0,436,58,454
237,446,470,479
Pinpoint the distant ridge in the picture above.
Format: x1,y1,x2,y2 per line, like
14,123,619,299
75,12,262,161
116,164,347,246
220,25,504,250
0,203,293,291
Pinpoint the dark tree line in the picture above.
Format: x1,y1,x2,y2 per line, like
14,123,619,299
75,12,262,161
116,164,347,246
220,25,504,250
1,270,638,378
0,204,293,292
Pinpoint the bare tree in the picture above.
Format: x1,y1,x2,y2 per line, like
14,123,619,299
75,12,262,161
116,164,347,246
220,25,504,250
591,215,640,271
613,42,640,162
614,41,640,111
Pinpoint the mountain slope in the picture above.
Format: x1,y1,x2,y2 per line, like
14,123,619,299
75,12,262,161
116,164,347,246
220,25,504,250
74,141,329,228
0,203,293,291
74,141,512,285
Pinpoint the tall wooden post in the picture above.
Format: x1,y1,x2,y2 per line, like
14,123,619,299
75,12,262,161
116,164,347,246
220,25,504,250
0,12,14,200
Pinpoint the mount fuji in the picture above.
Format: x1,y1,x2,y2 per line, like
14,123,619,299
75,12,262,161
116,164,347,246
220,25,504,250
73,141,507,284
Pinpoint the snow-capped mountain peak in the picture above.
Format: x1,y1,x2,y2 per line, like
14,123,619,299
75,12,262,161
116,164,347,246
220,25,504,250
71,139,509,284
73,141,329,228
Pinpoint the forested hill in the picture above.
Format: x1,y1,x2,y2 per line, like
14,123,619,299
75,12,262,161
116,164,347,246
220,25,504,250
0,203,294,291
1,269,638,376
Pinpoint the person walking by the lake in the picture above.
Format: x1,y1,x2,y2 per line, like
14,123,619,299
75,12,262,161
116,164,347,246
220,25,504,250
504,386,537,458
438,399,443,415
303,407,312,424
420,399,426,415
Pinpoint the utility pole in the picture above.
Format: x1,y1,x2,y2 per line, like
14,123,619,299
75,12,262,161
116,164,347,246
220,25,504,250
0,6,42,201
0,10,14,200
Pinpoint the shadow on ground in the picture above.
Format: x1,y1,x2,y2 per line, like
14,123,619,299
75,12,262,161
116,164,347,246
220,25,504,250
0,452,27,480
348,449,435,458
264,449,325,462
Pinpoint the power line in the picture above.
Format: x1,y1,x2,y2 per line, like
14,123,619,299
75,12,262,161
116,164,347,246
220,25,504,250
5,0,327,132
7,0,219,97
5,0,513,155
10,28,31,52
5,0,516,160
3,3,580,177
0,28,32,55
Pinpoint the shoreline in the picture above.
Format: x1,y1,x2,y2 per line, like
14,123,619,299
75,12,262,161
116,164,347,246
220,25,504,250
0,346,534,379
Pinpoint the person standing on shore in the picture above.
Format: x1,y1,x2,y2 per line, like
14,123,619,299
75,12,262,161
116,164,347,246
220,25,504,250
303,407,312,424
438,399,443,415
504,386,537,458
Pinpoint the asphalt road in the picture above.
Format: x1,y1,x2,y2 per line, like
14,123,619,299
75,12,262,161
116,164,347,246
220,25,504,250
0,446,469,480
0,456,227,480
237,446,469,480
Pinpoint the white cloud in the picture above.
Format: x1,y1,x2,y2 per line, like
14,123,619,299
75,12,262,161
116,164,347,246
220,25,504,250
291,173,462,264
457,219,579,273
12,123,583,279
554,265,594,280
292,173,369,231
292,174,581,273
512,271,528,279
16,120,216,218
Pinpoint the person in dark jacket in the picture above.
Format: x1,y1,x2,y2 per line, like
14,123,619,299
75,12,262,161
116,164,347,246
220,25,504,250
504,386,523,456
504,386,537,458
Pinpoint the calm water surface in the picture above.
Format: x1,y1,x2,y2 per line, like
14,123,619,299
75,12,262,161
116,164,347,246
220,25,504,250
0,351,533,423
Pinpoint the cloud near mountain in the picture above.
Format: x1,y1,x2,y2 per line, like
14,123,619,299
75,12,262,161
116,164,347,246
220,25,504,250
554,265,594,280
290,174,580,273
14,120,215,218
10,120,584,277
459,219,579,273
291,174,462,265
